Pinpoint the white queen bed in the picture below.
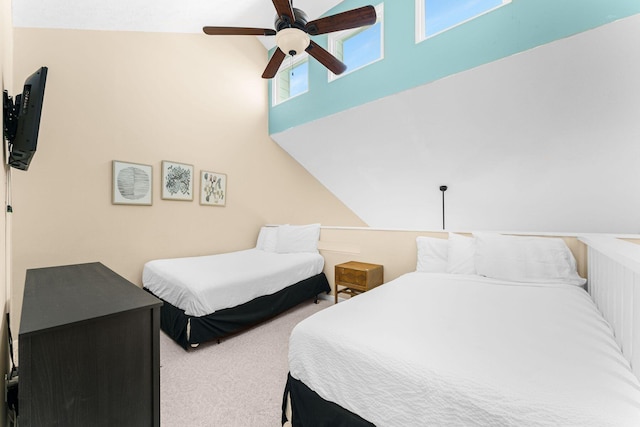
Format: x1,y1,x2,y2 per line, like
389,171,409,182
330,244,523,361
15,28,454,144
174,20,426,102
283,233,640,426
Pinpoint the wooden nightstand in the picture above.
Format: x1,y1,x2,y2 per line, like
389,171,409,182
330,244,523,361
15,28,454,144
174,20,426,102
334,261,384,303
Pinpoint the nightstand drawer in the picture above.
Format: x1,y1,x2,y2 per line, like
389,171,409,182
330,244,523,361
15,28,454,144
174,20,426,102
336,267,368,289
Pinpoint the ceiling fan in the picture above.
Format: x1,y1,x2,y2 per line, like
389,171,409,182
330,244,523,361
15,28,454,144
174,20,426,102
203,0,377,79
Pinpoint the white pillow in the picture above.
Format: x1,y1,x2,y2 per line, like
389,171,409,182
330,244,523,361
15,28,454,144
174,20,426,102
256,226,279,252
473,232,586,286
256,226,268,249
446,233,476,275
275,224,320,254
416,236,448,273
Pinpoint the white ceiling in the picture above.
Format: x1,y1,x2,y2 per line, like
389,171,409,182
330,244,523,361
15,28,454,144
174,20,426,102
11,0,343,49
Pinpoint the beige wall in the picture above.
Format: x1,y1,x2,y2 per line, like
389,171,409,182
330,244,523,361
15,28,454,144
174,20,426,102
9,28,366,330
319,228,588,295
1,0,11,424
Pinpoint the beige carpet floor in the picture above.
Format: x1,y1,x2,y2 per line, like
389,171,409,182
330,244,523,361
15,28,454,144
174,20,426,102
159,298,332,427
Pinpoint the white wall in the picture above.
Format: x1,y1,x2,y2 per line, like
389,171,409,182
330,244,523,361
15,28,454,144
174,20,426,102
273,15,640,234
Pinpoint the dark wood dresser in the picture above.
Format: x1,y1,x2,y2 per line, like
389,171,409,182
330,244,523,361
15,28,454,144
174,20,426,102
18,262,162,427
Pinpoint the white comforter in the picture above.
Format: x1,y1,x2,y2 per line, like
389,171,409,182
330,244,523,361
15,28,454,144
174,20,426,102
143,249,324,316
289,272,640,426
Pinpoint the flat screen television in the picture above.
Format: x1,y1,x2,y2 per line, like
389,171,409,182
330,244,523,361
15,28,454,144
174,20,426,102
3,66,48,171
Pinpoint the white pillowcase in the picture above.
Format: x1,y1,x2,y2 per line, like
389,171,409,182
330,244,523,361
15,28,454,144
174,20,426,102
416,236,448,273
256,226,280,252
275,224,320,254
474,232,586,286
446,233,476,275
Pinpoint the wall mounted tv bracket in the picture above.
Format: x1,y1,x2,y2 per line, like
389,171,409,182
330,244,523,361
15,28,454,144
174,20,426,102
3,90,19,143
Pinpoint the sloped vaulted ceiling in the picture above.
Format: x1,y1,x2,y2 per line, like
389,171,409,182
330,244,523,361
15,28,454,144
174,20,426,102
271,13,640,234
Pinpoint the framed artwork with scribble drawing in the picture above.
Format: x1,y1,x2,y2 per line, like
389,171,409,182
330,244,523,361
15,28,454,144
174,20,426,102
112,161,152,205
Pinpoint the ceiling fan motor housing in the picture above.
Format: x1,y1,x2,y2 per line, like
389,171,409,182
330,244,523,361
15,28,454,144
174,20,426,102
275,8,309,32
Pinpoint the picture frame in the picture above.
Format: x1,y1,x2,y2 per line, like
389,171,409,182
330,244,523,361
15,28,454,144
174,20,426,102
112,160,153,205
200,170,227,206
161,161,194,201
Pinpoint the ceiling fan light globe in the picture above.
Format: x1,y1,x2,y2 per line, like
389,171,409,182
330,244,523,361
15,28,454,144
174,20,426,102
276,28,310,57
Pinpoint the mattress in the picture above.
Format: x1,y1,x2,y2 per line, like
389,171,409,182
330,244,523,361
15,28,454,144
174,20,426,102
143,249,324,316
289,272,640,426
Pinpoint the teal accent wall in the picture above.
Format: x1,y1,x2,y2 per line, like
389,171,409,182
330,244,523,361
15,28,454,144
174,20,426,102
269,0,640,134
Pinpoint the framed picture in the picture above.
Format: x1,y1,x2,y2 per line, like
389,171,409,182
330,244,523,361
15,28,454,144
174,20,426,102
112,161,152,205
200,171,227,206
162,161,194,201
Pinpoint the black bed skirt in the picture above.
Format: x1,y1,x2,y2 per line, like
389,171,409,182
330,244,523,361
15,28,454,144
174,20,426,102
146,272,330,350
282,373,375,427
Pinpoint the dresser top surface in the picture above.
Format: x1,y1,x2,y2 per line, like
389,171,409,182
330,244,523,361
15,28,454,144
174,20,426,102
19,262,162,336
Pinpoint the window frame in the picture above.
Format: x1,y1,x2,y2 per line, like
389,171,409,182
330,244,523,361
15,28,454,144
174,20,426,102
272,53,310,106
327,3,384,82
415,0,511,43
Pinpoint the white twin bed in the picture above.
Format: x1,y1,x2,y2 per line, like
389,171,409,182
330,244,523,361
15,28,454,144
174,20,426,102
283,233,640,426
143,224,329,349
143,249,324,317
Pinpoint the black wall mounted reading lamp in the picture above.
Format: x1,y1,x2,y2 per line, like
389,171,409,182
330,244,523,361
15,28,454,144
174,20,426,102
440,185,448,230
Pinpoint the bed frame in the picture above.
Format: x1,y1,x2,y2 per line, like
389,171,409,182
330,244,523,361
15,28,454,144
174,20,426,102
149,272,330,350
282,374,374,427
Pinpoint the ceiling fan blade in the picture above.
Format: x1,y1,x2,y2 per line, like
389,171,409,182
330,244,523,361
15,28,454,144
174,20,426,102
305,40,347,75
272,0,295,23
305,5,377,36
203,27,276,36
262,47,287,79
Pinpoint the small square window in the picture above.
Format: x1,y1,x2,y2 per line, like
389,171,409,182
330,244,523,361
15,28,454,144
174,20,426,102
273,55,309,105
416,0,511,42
328,3,384,81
